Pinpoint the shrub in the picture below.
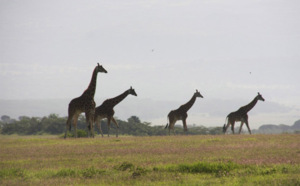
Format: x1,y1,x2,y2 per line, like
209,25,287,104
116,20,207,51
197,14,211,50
170,161,240,174
0,168,26,178
76,129,87,138
54,168,77,177
116,162,135,171
61,129,88,138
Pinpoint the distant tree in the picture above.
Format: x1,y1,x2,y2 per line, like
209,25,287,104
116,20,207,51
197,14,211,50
128,116,141,123
41,114,66,134
208,127,223,135
1,115,11,123
48,113,59,119
1,114,245,136
19,116,30,121
143,122,151,126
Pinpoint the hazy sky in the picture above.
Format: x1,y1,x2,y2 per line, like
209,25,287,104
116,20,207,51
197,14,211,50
0,0,299,128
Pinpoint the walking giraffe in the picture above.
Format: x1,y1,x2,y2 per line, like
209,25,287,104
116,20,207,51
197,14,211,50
165,90,203,135
64,63,107,139
223,92,265,134
95,87,137,137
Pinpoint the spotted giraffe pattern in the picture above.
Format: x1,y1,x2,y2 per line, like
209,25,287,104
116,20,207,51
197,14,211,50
165,90,203,135
64,63,107,138
95,87,137,137
223,92,265,134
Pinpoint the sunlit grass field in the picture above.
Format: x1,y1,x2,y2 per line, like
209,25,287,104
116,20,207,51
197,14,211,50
0,134,299,185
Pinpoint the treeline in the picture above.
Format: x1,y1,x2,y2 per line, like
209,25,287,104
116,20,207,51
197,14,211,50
0,114,223,136
252,120,300,134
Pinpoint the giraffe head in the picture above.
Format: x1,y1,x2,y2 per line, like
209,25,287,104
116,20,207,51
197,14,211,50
194,89,203,98
128,86,138,96
96,63,108,73
256,92,265,101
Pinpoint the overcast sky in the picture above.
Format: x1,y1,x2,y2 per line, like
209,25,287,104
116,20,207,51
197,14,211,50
0,0,299,128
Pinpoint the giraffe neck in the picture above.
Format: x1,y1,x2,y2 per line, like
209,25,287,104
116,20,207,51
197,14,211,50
241,97,258,113
179,95,197,112
107,90,130,108
82,67,98,98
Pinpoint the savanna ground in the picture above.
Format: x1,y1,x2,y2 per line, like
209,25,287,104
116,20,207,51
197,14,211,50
0,134,299,185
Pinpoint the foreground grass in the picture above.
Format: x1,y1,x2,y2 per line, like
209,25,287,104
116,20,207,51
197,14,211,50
0,134,299,185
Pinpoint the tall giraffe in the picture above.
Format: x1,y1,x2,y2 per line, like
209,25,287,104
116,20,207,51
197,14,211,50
165,90,203,135
223,92,265,134
64,63,107,139
95,87,137,137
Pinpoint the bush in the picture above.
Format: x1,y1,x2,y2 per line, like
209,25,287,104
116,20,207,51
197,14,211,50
54,168,77,177
63,129,88,138
77,129,87,137
169,161,240,175
116,162,135,171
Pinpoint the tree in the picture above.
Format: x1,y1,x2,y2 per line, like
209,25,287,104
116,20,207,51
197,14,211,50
128,116,141,123
1,115,11,123
1,114,250,136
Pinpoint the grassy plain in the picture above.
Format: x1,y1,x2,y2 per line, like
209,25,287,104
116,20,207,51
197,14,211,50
0,134,299,185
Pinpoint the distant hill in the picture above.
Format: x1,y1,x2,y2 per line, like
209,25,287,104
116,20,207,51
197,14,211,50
252,120,300,134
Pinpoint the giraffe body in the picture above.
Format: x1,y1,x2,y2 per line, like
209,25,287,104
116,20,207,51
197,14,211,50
223,92,265,134
165,90,203,135
64,63,107,139
95,87,137,137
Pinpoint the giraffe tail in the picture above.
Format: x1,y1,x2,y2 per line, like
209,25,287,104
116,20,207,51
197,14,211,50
224,116,229,125
223,117,228,133
165,117,169,129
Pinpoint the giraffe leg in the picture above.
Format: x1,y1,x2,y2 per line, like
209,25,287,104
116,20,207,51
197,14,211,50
85,115,90,138
182,119,188,134
96,117,104,137
168,120,172,136
85,111,95,138
231,123,235,134
224,122,231,134
90,116,95,138
73,114,79,138
168,121,172,135
245,120,252,134
107,118,111,137
90,117,95,138
229,120,236,134
168,117,175,135
64,116,72,139
111,117,119,137
170,120,177,135
239,122,244,134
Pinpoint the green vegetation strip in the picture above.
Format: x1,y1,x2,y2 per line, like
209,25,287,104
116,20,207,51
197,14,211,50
163,161,300,176
0,167,106,180
1,161,299,180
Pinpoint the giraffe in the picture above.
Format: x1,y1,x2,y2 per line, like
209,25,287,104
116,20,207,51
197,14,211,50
64,63,107,139
165,90,203,135
223,92,265,135
95,87,137,137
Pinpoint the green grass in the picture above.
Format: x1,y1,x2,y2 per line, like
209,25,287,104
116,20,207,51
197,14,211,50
0,134,299,185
